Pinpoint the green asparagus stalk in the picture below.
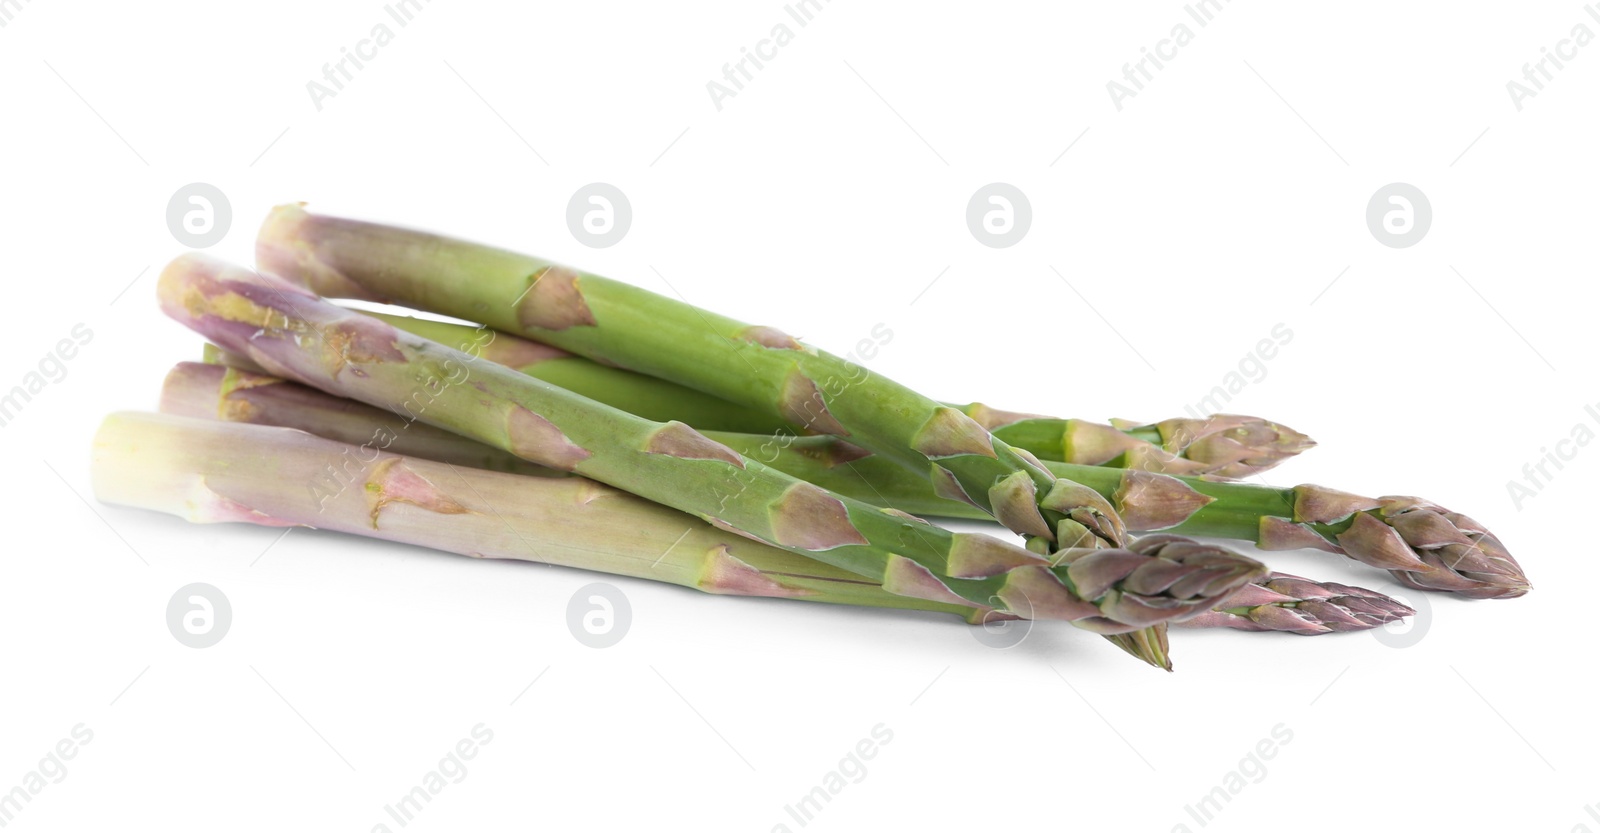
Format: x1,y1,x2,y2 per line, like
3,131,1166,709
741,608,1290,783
226,311,1526,600
378,309,1315,478
247,312,1313,480
158,253,1270,640
359,313,1315,477
156,363,1414,635
255,204,1132,553
275,315,793,437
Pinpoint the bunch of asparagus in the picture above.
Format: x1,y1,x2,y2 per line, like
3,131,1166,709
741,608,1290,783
90,205,1530,670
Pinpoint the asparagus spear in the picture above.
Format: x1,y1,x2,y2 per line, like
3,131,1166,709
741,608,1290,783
155,366,1414,635
250,312,1313,480
176,354,555,478
216,308,1525,600
198,319,1531,602
157,254,1269,638
703,433,1529,600
255,204,1131,552
970,409,1314,479
91,411,980,619
1176,572,1416,634
379,308,1315,478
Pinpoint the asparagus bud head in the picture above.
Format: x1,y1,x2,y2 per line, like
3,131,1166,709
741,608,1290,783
1178,572,1417,634
1261,485,1530,600
1048,534,1270,634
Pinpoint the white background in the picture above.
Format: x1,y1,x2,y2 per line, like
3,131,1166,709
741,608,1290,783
1,1,1594,830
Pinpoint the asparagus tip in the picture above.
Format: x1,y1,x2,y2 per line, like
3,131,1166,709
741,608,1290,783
1177,572,1418,635
1286,486,1532,600
1103,626,1174,671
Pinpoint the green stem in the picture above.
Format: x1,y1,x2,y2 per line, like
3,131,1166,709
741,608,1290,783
302,310,1311,484
256,205,1136,550
352,314,786,435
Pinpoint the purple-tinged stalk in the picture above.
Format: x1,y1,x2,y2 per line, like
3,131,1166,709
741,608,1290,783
170,356,554,479
91,412,981,618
